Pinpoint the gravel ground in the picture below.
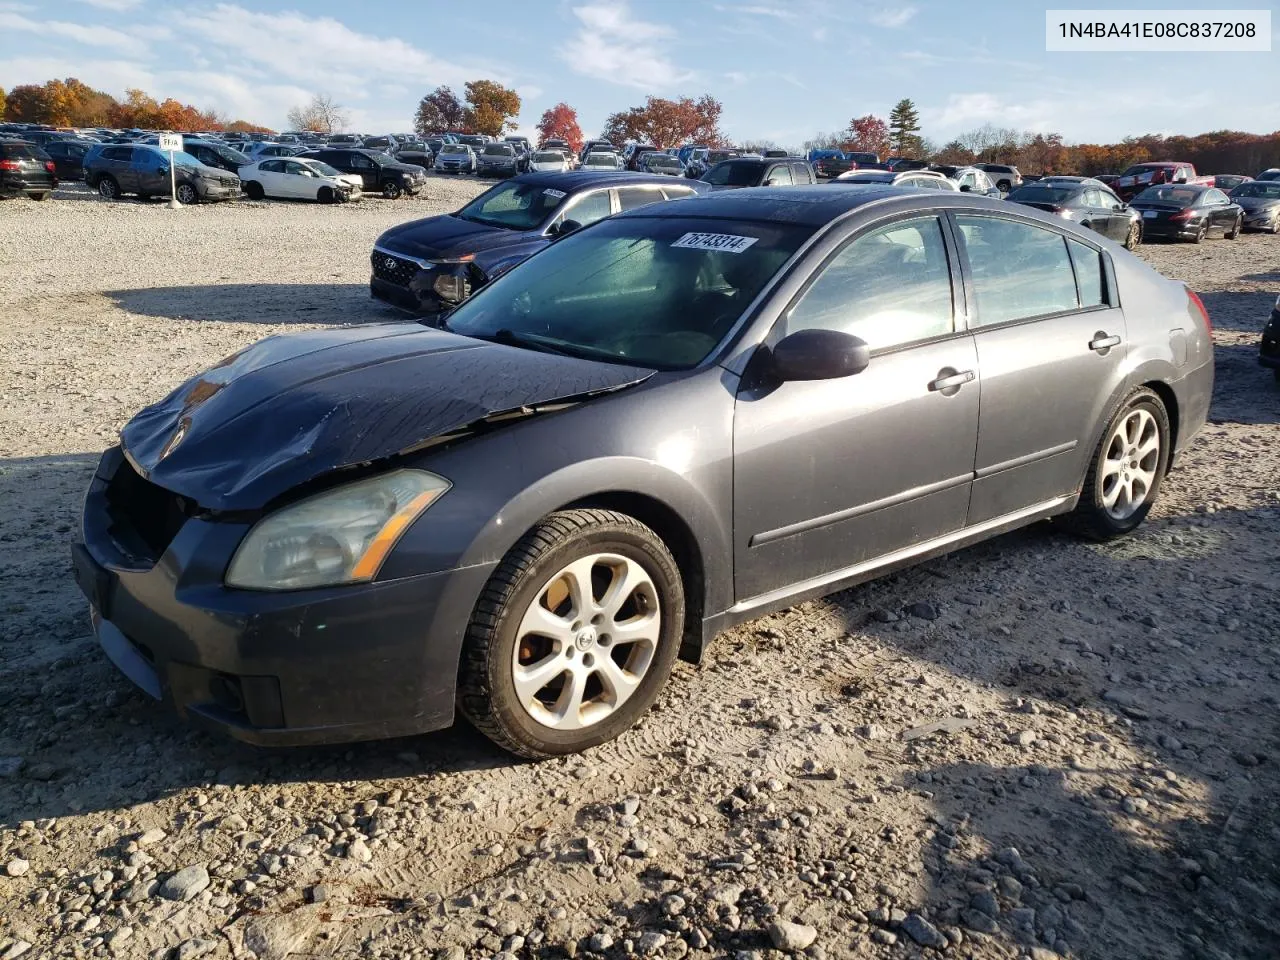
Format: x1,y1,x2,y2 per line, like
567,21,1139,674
1,184,1278,960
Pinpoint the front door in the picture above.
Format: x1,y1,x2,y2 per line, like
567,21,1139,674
952,214,1128,524
733,214,980,602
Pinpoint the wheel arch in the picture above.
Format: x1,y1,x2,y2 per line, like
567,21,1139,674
561,491,707,664
1141,378,1180,466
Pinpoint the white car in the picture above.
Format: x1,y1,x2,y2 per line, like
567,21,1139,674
581,151,623,170
528,149,570,173
238,157,363,203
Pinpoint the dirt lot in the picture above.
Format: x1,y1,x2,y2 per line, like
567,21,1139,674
1,183,1277,960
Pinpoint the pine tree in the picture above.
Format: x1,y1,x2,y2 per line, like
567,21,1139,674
888,98,923,156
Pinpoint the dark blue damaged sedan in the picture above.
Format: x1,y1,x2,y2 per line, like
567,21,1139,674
76,187,1213,758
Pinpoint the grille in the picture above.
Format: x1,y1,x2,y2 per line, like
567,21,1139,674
105,458,189,563
371,250,421,286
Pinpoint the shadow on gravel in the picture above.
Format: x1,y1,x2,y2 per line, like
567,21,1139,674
106,283,406,325
1195,290,1274,332
1209,343,1280,424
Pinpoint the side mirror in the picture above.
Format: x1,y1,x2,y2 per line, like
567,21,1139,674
770,329,871,381
959,184,972,193
552,219,583,238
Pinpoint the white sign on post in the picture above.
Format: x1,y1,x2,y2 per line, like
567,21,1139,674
158,133,183,208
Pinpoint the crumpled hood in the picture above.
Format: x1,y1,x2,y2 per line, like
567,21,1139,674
377,214,541,261
121,324,653,511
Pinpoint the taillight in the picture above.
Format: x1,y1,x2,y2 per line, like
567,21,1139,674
1187,288,1212,334
0,160,19,171
1169,210,1194,222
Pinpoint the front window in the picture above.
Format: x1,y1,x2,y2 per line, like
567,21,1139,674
441,144,468,155
702,162,765,186
1231,182,1280,199
442,217,809,369
456,180,570,230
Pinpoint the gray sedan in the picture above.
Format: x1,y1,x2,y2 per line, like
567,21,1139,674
75,188,1213,758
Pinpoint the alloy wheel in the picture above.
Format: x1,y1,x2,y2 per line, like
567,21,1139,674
511,553,660,731
1100,408,1160,520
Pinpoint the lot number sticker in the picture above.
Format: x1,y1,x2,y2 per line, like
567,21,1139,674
671,232,759,253
543,189,567,199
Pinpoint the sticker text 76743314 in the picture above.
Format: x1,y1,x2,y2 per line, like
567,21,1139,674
670,232,759,253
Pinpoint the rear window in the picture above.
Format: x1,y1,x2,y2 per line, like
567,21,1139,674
1133,186,1200,206
1,143,40,160
1008,185,1076,204
703,161,766,186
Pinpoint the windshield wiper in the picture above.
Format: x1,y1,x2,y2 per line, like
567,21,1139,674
466,328,584,359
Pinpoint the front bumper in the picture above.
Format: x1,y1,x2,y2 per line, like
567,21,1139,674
197,180,241,201
1260,309,1280,369
479,164,517,178
1242,210,1278,230
74,447,494,745
1136,219,1201,240
370,247,481,317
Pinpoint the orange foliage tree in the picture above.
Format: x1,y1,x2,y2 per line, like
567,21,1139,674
601,95,725,148
536,102,583,152
3,78,268,132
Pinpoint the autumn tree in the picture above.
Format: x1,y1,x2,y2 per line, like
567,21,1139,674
463,80,521,137
535,102,583,152
286,93,347,134
888,98,922,155
846,115,890,157
5,84,49,123
601,95,724,148
414,85,464,135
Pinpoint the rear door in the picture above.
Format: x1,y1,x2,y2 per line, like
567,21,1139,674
256,158,287,197
733,214,980,601
116,148,141,193
953,213,1127,523
347,152,377,189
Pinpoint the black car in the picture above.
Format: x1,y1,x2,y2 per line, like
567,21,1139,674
884,157,929,173
478,143,520,178
41,139,92,181
0,140,56,200
1213,174,1250,191
180,139,251,174
700,158,816,190
1129,184,1243,243
370,171,704,316
1228,180,1280,233
1260,295,1280,380
625,145,660,171
393,141,434,170
298,148,426,199
1007,178,1142,249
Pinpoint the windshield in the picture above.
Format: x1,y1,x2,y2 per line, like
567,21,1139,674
302,159,343,177
1134,185,1200,206
702,161,765,186
456,180,569,230
1258,170,1280,181
443,217,810,369
483,145,514,156
584,154,616,166
1008,185,1076,204
441,144,468,154
647,156,681,168
1121,164,1164,177
533,151,564,162
212,144,249,165
1231,182,1280,199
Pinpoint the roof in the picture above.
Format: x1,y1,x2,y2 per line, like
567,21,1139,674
615,185,1011,227
509,170,684,191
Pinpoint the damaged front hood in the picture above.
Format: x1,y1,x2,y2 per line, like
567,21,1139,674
377,215,541,262
121,324,653,511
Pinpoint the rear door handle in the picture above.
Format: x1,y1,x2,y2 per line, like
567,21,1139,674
1090,334,1122,352
928,370,975,392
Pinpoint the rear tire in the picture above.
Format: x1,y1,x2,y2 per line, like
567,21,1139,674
96,177,119,200
30,192,48,201
997,179,1012,193
1225,216,1241,240
457,509,685,759
1191,222,1207,244
1123,221,1140,250
243,180,265,200
1061,388,1170,540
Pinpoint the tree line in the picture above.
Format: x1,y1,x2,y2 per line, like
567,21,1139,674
0,78,271,133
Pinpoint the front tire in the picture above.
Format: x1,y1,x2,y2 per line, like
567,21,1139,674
175,182,198,205
1062,388,1170,540
458,509,685,758
381,180,402,199
317,185,334,203
96,176,119,200
1123,221,1140,250
1225,216,1241,239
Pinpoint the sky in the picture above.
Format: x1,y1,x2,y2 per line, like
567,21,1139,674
0,0,1277,147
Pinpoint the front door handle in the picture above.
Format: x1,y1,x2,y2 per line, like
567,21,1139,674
928,369,975,392
1090,333,1121,352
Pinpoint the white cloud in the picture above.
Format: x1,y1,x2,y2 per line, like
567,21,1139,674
0,55,155,94
0,11,151,56
812,25,829,42
724,70,749,85
713,3,795,18
516,84,544,103
869,6,917,28
74,0,145,9
174,4,498,93
561,2,695,90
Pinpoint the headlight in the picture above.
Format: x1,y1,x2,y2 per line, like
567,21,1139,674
434,272,471,302
225,469,450,590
